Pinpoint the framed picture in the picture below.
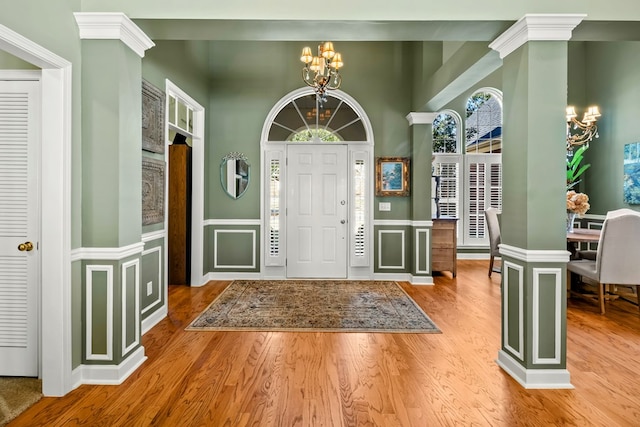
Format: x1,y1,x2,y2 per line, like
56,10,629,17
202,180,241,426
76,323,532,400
624,142,640,204
376,157,410,197
142,80,165,154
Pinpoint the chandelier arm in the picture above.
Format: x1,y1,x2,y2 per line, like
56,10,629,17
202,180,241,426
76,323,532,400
326,72,341,90
569,117,592,131
566,114,599,149
301,68,316,88
567,126,598,148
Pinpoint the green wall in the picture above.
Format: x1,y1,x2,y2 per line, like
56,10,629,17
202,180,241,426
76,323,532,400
142,40,210,107
0,0,84,249
206,41,418,221
0,51,38,69
81,40,142,247
142,40,211,235
579,42,640,215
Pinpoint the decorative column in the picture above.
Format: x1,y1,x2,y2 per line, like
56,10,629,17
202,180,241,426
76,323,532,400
406,112,438,284
74,13,154,384
489,14,585,388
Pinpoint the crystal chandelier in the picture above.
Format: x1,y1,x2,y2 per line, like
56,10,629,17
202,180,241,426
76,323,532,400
566,105,601,150
300,42,343,102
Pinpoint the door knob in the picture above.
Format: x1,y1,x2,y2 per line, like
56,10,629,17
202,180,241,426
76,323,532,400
18,241,34,252
340,220,346,224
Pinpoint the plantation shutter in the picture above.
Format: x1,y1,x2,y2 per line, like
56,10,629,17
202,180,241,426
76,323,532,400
463,154,502,246
432,155,461,222
265,149,285,266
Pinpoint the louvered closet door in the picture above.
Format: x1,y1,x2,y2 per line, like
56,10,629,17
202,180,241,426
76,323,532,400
0,79,39,376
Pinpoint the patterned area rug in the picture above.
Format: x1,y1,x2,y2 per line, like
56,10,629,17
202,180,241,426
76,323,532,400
187,280,440,333
0,377,42,427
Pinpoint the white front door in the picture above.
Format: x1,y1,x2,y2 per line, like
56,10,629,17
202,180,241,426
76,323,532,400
286,144,348,278
0,79,40,376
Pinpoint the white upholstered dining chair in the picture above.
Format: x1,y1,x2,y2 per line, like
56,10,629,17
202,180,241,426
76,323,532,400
484,207,501,277
566,208,640,314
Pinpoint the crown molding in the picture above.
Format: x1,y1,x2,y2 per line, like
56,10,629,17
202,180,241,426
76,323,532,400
74,12,155,58
406,112,439,126
489,14,586,59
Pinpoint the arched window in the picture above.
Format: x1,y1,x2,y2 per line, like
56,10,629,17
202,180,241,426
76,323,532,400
432,111,462,220
465,90,502,153
432,90,503,248
433,111,459,154
462,89,503,245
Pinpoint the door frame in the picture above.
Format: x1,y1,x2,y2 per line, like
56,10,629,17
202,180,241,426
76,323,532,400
260,88,375,280
0,24,72,396
164,80,206,287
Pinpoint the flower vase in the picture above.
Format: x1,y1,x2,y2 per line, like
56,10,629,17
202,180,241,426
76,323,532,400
567,212,577,233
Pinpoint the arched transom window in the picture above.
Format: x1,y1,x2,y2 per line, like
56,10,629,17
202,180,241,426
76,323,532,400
267,93,366,142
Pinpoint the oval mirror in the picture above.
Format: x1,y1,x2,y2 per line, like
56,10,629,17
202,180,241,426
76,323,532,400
221,152,250,199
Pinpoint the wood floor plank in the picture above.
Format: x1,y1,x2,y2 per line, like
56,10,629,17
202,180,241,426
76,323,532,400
9,260,640,426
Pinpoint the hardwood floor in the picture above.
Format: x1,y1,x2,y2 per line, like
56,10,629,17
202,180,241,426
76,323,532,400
11,260,640,426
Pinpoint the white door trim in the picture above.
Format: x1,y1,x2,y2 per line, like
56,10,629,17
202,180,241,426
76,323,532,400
260,88,375,279
0,24,73,396
164,80,206,287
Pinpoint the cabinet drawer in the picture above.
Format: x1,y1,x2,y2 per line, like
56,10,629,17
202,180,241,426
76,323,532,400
432,231,454,247
432,250,454,263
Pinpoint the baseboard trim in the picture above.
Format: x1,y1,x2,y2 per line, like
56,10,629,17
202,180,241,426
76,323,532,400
74,347,147,386
457,253,491,260
203,272,262,284
497,350,573,389
411,275,434,285
372,272,413,282
142,305,167,335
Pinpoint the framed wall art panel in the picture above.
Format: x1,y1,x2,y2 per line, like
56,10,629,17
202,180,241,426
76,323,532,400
142,157,165,225
142,80,165,154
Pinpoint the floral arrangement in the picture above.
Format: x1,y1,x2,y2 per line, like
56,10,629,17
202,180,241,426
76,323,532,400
566,190,590,216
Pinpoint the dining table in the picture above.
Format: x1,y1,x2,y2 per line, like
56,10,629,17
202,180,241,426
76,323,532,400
566,228,601,259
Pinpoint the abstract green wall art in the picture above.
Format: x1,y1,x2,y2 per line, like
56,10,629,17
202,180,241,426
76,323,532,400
623,142,640,204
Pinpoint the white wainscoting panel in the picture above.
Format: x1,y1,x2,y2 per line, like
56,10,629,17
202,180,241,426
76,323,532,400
121,259,140,358
85,265,113,361
532,267,563,365
213,229,257,269
377,229,405,270
503,260,524,361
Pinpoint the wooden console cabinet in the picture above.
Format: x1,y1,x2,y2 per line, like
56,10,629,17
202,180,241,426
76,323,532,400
432,217,458,277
